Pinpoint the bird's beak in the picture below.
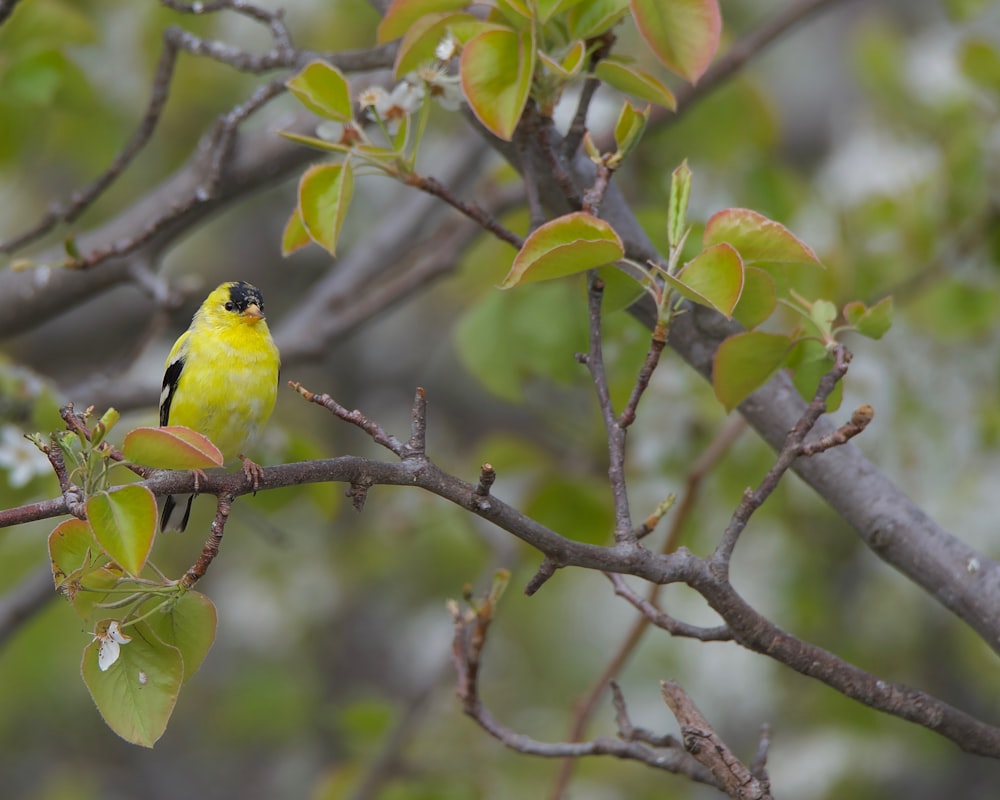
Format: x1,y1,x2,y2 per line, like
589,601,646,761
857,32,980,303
243,303,265,323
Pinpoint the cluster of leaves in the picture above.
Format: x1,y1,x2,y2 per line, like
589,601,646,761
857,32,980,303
44,411,223,746
278,0,893,413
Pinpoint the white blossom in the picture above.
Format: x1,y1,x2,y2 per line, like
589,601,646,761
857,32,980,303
435,32,458,62
95,620,132,672
0,424,50,488
413,65,463,111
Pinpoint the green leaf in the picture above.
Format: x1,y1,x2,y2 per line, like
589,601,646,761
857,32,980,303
538,39,586,79
612,100,649,164
843,296,893,340
143,592,218,685
91,408,120,448
732,266,776,330
460,25,536,141
596,264,645,314
454,281,588,402
123,426,224,470
1,49,70,105
594,58,676,109
959,38,1000,95
500,212,624,288
630,0,720,82
566,0,629,39
667,160,692,249
535,0,586,22
86,485,157,577
48,519,119,622
808,299,837,338
787,339,842,412
285,61,353,122
278,129,355,157
662,242,743,317
82,621,184,747
298,161,354,256
281,206,312,257
704,208,822,269
48,517,97,590
713,331,792,412
393,12,477,78
377,0,471,42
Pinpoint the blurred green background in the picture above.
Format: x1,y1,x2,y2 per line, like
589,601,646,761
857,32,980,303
2,0,1000,798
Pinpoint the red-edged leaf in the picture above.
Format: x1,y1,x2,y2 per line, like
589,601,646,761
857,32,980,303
538,39,586,79
285,61,353,122
662,242,743,317
844,296,893,340
82,621,183,747
298,161,354,256
630,0,720,83
143,591,218,684
86,485,157,577
704,208,821,267
281,206,311,257
49,518,119,622
500,212,624,289
48,517,97,589
393,12,478,78
536,0,586,22
123,426,223,470
377,0,470,43
594,58,676,109
713,331,792,412
460,25,535,141
566,0,629,40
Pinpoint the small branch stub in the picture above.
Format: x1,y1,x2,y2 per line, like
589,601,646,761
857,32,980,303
661,680,772,800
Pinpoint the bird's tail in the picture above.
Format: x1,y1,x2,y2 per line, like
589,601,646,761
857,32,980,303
160,494,194,533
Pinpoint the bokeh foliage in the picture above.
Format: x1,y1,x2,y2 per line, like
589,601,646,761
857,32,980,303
2,0,1000,798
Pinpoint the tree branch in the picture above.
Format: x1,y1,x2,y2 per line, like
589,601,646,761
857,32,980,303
449,583,717,785
661,680,772,800
480,105,1000,659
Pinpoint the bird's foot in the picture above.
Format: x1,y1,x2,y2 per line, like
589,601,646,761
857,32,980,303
239,455,265,493
191,468,208,494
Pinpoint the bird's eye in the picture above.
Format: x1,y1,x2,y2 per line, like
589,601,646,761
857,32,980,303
224,301,235,312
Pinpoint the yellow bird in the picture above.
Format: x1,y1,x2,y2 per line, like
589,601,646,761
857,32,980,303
159,281,281,532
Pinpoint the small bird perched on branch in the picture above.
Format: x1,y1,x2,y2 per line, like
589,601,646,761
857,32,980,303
159,281,280,532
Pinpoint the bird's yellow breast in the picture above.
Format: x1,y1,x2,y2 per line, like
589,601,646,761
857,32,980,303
165,317,279,460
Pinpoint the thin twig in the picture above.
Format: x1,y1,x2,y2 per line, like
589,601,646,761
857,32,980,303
619,322,668,429
405,173,524,249
291,382,407,457
607,574,731,641
404,387,428,458
713,346,852,566
551,416,746,799
797,404,873,456
179,495,234,588
0,40,181,255
579,276,633,542
562,31,616,157
610,681,678,748
661,680,772,800
524,558,559,596
449,587,716,785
